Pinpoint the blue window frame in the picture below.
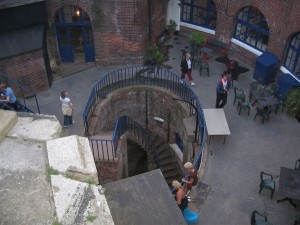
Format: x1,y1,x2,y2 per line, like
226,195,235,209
284,33,300,74
181,0,217,29
234,7,269,51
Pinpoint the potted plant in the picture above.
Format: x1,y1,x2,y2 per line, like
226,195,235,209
166,19,177,36
144,44,166,66
188,32,207,47
284,87,300,122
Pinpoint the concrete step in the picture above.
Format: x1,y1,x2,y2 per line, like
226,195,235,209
160,163,180,173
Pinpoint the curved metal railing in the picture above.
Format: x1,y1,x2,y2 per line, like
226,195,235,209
82,66,206,169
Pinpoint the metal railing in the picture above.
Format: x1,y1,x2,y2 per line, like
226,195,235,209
0,71,40,113
82,66,206,170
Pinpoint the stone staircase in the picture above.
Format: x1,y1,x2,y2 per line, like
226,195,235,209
127,130,183,186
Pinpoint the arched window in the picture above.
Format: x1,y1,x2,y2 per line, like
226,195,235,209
234,7,269,51
181,0,217,29
284,33,300,74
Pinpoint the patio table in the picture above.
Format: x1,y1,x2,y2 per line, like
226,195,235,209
203,108,230,144
277,167,300,208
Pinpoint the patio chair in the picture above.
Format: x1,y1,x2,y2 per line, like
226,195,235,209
258,171,275,199
265,83,279,96
249,82,261,101
233,87,246,105
192,54,202,68
199,61,210,76
254,107,271,124
295,159,300,170
251,210,268,225
237,99,250,115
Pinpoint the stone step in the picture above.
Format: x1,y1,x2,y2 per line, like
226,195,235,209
47,135,98,184
51,175,114,225
0,110,17,141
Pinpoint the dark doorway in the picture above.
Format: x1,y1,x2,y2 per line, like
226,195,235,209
127,140,148,177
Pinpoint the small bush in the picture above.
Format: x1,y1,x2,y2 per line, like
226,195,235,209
46,167,59,181
87,214,97,222
144,45,166,66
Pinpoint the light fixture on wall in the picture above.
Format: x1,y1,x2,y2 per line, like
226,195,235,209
76,9,80,16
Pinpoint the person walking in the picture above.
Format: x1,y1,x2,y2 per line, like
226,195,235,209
180,53,195,86
0,83,18,111
216,73,231,108
60,91,74,128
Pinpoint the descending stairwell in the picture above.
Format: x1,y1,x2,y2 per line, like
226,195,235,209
127,130,183,186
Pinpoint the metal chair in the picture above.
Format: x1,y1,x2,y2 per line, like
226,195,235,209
249,82,261,101
233,87,245,105
258,171,275,199
254,107,271,124
295,159,300,170
237,99,250,116
251,210,268,225
199,61,210,76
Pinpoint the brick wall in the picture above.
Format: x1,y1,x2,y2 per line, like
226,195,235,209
92,86,194,155
0,50,49,93
181,0,300,67
46,0,167,66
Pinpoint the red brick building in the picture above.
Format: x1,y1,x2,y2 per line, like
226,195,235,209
0,0,299,92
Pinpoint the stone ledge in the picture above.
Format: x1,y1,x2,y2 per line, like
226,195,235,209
51,175,114,225
7,113,62,142
0,110,17,142
47,135,99,184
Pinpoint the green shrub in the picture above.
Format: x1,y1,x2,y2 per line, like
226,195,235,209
188,32,207,46
144,45,166,66
285,87,300,120
167,19,177,34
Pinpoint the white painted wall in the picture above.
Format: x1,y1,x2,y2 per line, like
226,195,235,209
166,0,181,31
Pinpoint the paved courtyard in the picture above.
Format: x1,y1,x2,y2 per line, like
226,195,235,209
29,34,300,225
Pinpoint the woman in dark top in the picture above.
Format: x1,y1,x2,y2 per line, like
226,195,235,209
180,53,195,86
172,180,188,211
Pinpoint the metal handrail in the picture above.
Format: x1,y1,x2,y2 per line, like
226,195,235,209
83,66,206,170
0,71,40,113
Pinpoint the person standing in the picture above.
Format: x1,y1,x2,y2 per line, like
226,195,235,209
216,74,231,108
0,84,18,111
60,91,74,128
181,53,195,86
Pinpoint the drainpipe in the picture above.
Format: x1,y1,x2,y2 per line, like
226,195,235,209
148,0,152,45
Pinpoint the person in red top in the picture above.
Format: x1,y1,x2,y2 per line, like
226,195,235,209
182,162,198,201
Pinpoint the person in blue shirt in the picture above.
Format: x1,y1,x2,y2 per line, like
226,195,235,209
216,73,231,108
0,84,18,111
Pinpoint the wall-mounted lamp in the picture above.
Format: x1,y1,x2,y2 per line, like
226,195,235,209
154,117,164,123
76,9,80,16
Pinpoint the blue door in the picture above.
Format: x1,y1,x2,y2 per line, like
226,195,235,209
55,6,95,63
83,27,95,62
57,27,74,63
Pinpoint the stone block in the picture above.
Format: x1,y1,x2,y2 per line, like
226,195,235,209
183,116,196,142
47,135,98,184
51,175,114,225
7,114,62,142
0,110,17,142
